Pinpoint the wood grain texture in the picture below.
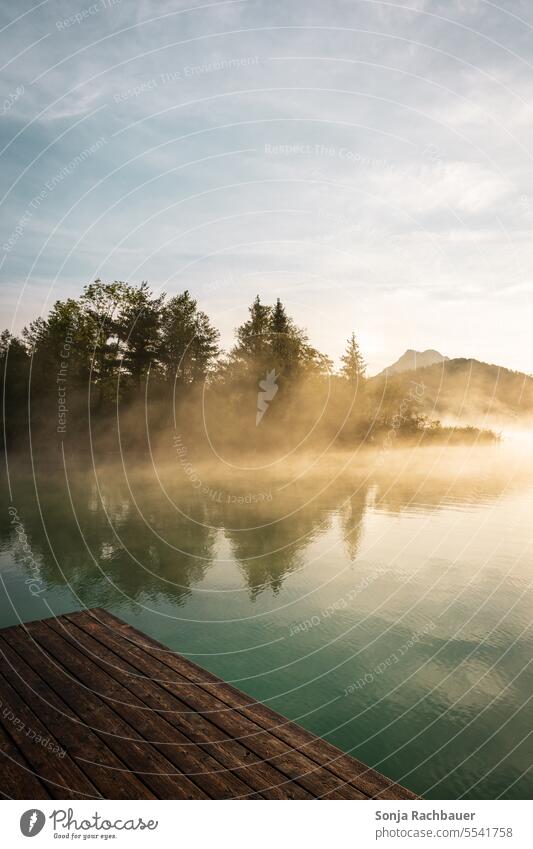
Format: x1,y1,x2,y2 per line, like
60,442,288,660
0,609,418,800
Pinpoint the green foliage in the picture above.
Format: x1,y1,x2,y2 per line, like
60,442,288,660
235,295,272,362
160,290,220,385
80,280,128,406
0,330,30,445
116,282,165,388
0,284,514,453
229,295,331,381
0,280,222,448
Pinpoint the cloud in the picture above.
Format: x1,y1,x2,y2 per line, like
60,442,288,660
1,0,532,373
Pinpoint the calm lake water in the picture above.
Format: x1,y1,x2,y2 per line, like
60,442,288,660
1,439,532,799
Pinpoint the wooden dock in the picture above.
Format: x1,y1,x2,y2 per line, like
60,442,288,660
0,608,417,800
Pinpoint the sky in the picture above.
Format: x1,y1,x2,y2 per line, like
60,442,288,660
1,0,532,374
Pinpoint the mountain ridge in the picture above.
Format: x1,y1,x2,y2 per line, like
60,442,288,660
371,355,533,422
377,348,448,377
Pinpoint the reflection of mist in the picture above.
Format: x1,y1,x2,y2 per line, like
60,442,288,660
2,441,528,612
3,444,533,802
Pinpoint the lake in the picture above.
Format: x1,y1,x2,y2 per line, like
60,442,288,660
1,438,532,799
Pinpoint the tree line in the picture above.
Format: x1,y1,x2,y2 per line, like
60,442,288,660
1,280,491,453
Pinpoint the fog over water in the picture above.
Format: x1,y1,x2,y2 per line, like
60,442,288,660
2,437,532,799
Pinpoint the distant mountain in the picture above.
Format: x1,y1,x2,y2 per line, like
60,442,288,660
371,356,533,423
378,349,448,377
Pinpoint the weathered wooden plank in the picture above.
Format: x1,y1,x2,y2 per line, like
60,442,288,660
41,618,257,800
71,611,365,799
0,610,417,800
0,667,99,798
21,621,209,799
64,612,312,800
0,719,51,799
0,632,155,800
89,608,417,799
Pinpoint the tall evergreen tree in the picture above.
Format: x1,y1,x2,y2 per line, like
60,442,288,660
229,296,331,379
270,298,292,368
270,298,331,377
221,295,272,384
340,332,366,382
235,295,272,360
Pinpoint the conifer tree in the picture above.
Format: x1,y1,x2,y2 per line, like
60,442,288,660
340,332,366,382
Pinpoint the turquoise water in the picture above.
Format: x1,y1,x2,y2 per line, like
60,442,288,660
1,442,532,799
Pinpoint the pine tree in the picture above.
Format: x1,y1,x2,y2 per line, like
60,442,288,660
340,332,366,382
270,298,290,337
235,295,272,359
270,298,293,368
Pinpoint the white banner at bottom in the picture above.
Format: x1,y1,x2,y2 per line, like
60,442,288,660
2,799,531,848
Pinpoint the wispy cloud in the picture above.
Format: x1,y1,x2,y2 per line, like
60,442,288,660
1,0,532,372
